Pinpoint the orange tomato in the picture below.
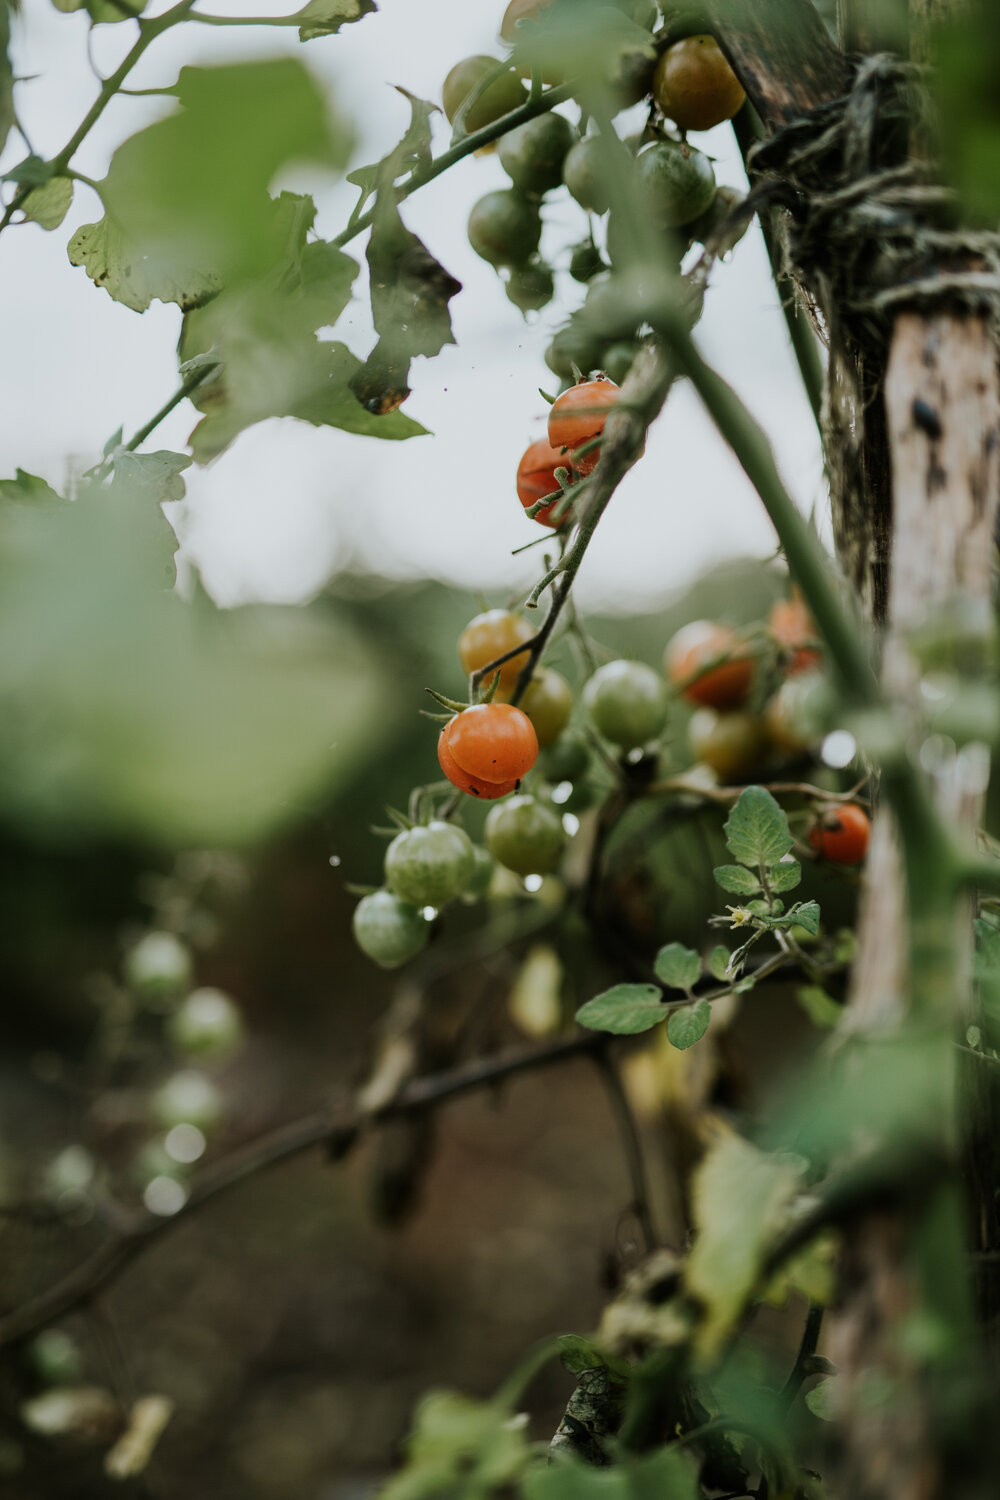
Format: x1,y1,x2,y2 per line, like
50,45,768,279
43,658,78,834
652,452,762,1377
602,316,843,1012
438,703,539,798
652,35,746,132
664,620,754,709
769,589,822,675
809,803,871,865
547,377,620,476
458,609,533,691
516,437,572,527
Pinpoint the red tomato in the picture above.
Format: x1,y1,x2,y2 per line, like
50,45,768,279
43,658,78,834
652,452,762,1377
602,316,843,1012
516,437,572,527
547,377,620,475
438,703,539,798
809,803,871,865
769,590,822,676
664,620,754,708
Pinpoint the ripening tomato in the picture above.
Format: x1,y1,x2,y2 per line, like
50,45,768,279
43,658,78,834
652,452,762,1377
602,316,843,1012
583,659,667,749
688,707,767,779
764,670,828,755
652,35,746,132
664,620,754,708
353,890,429,968
547,377,620,475
769,589,822,675
809,803,871,865
459,609,534,691
384,821,477,908
438,703,538,798
517,437,573,527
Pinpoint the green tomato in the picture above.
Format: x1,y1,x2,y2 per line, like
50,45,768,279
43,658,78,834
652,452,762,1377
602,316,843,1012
384,821,476,907
352,890,429,969
485,794,566,877
517,668,572,748
539,728,590,782
123,931,192,1006
688,707,767,779
506,260,555,313
28,1330,84,1388
468,189,542,268
167,987,244,1059
601,340,638,385
583,660,668,749
442,56,526,132
568,239,606,283
562,136,611,213
635,140,716,228
498,111,574,195
151,1069,224,1134
544,321,606,381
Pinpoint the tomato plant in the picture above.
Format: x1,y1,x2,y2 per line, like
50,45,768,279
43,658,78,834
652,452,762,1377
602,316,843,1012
547,376,620,474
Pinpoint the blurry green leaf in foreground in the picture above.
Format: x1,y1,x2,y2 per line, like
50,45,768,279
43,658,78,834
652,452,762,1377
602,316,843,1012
0,488,387,845
22,175,74,231
51,0,147,21
685,1135,801,1360
0,469,63,506
97,58,352,294
932,2,1000,227
378,1389,531,1500
0,6,12,160
510,0,655,103
524,1443,698,1499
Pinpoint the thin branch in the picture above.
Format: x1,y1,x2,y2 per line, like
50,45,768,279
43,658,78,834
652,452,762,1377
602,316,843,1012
778,1301,824,1411
593,1051,656,1253
0,1031,605,1348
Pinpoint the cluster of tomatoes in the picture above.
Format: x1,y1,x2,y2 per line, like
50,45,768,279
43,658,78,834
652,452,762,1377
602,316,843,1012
443,2,750,386
352,587,871,969
516,373,621,526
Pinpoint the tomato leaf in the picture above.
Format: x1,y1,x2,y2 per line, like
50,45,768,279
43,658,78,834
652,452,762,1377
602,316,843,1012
525,1444,699,1500
0,469,63,506
709,945,731,981
666,999,711,1051
97,59,352,293
69,212,222,314
292,0,376,42
653,941,701,991
686,1135,802,1359
22,175,75,232
769,858,802,893
796,985,842,1029
380,1390,532,1500
713,863,761,895
575,983,665,1035
805,1377,838,1422
724,785,793,868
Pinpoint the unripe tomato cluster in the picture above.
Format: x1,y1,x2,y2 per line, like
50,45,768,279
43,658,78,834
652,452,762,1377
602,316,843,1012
442,5,749,383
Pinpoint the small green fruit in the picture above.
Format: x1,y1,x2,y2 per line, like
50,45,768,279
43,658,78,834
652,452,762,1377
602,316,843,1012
562,137,611,213
635,140,716,227
468,189,542,268
443,56,527,132
498,111,574,195
506,260,555,313
485,794,566,877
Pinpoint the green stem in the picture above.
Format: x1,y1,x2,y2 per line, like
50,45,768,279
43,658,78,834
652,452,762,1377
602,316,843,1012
0,0,199,235
121,363,217,456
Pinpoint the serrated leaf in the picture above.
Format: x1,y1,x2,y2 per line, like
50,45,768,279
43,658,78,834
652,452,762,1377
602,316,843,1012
99,59,352,292
556,1334,630,1383
714,863,761,895
109,450,192,504
293,0,376,42
575,983,665,1035
653,942,700,992
769,859,802,893
686,1136,802,1359
796,985,841,1029
0,469,63,506
804,1377,838,1421
724,785,793,869
69,213,221,313
785,899,821,935
709,945,731,981
525,1443,698,1500
666,999,711,1051
22,175,73,230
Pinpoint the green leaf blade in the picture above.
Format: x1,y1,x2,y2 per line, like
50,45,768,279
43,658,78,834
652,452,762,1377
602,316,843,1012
653,941,700,991
724,785,793,869
575,984,665,1035
713,863,761,895
666,999,711,1051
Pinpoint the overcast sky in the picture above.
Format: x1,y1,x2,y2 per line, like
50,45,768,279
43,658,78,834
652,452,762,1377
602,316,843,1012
1,0,826,612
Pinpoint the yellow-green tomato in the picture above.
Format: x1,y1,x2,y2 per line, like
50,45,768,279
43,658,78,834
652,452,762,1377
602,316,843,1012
167,987,244,1060
485,794,566,876
352,890,429,969
583,659,667,749
384,821,476,908
516,668,573,748
442,56,527,131
688,707,767,779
